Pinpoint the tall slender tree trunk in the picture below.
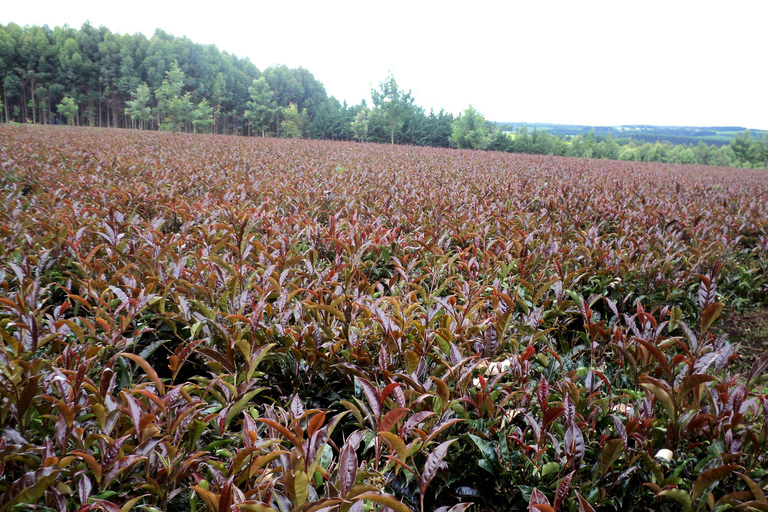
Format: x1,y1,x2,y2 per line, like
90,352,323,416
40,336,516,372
3,88,8,124
31,80,37,124
99,82,103,127
21,85,27,123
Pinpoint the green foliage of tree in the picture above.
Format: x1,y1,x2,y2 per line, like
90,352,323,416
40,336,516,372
351,106,369,142
263,65,327,120
57,96,78,124
191,98,214,133
513,126,532,154
709,145,736,167
3,74,22,123
245,77,278,137
646,142,669,163
308,97,353,140
0,22,261,132
618,143,641,161
365,107,391,144
154,61,192,132
421,109,454,148
669,144,697,164
280,102,306,138
730,130,768,168
595,135,620,160
486,129,514,152
450,105,490,149
125,82,152,129
731,130,754,164
371,72,414,144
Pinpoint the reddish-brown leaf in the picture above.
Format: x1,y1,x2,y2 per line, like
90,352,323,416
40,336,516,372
290,394,305,419
379,407,408,433
542,406,564,428
746,355,768,387
700,301,723,334
538,375,550,413
307,411,327,438
102,435,129,469
574,490,596,512
425,418,465,443
564,423,584,470
219,476,233,512
554,470,575,511
120,352,165,395
420,439,456,494
100,454,144,489
78,474,92,505
528,487,551,510
339,433,360,497
402,411,435,436
634,338,673,382
254,418,304,456
0,467,61,510
358,377,382,420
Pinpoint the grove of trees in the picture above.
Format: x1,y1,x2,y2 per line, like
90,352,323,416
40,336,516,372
2,22,767,167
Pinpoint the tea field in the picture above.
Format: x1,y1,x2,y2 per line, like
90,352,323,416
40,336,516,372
1,124,767,512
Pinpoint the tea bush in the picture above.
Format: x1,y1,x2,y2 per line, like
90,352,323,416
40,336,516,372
1,125,767,512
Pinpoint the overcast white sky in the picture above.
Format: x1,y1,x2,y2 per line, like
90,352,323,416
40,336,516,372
2,0,766,128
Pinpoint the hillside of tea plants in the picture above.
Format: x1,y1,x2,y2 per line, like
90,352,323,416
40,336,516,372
1,124,767,512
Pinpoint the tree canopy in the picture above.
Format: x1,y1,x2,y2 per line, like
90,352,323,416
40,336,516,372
371,72,414,144
451,105,490,149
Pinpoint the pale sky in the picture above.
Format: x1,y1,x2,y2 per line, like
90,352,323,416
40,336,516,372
2,0,766,129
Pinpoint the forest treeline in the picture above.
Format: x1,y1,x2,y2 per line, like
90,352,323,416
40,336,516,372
1,22,767,168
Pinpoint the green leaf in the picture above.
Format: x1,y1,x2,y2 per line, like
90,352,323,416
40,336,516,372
191,300,213,320
119,495,150,512
379,431,408,463
225,389,267,428
658,489,692,512
669,306,683,331
435,335,450,356
639,377,676,421
542,462,561,477
354,492,412,512
692,465,742,502
599,439,623,477
468,433,498,472
738,472,768,504
641,453,664,484
292,470,309,507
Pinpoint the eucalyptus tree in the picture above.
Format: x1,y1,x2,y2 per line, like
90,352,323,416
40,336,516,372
245,77,278,136
371,72,414,144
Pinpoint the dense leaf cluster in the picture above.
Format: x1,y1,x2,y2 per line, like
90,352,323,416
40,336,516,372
1,125,767,512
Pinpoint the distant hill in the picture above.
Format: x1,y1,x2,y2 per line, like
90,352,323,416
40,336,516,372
498,123,766,147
